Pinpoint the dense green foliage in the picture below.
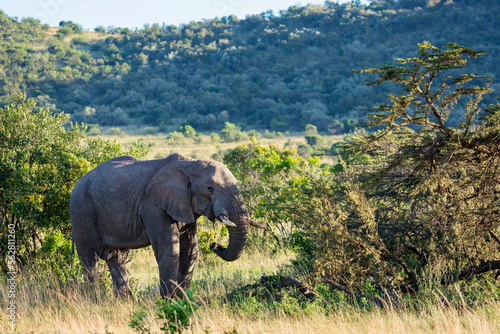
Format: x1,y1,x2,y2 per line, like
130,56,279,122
0,95,147,276
130,289,198,333
1,0,499,132
0,33,499,330
223,42,500,294
346,42,500,285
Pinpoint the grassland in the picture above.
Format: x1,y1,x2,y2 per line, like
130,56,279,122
97,127,306,160
2,241,500,333
97,127,342,165
1,131,500,333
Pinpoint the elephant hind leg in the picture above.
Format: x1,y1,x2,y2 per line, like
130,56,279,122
77,248,100,284
101,247,132,297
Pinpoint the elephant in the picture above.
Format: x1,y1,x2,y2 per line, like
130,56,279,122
69,153,264,298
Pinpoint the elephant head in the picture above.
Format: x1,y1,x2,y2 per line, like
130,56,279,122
145,158,252,261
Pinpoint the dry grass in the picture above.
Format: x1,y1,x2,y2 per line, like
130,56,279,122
193,305,500,334
2,131,498,333
0,244,292,333
97,132,304,161
96,129,342,166
2,242,500,333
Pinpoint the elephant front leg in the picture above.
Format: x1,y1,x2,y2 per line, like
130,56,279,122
150,223,182,299
178,222,198,290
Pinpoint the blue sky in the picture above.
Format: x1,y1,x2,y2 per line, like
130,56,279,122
0,0,369,30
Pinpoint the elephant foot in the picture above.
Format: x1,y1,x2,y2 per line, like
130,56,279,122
159,280,187,300
114,285,133,298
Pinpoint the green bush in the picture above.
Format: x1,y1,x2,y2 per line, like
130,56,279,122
87,123,102,135
197,218,228,258
71,35,88,45
194,134,203,144
157,290,198,333
247,129,262,139
223,43,500,294
48,41,65,55
210,132,220,144
264,130,276,139
296,144,314,159
167,131,184,142
38,231,80,280
108,127,121,135
223,140,306,243
303,124,318,135
219,122,249,142
179,125,196,138
130,290,198,333
143,126,157,135
305,134,322,146
0,94,147,276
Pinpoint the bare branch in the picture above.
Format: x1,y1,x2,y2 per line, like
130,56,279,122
489,230,500,249
443,260,500,284
280,276,316,301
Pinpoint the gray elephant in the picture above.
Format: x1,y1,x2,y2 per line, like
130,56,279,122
70,153,263,298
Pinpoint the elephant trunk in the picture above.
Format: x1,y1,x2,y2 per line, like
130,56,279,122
210,193,250,261
210,213,249,261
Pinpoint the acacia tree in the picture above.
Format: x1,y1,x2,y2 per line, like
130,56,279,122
348,42,500,283
225,43,500,293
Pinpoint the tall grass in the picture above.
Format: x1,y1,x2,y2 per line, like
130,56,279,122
1,245,500,333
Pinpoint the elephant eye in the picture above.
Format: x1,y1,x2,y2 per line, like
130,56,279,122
207,186,214,193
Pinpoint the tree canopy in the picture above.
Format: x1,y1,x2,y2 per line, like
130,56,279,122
224,42,500,292
0,0,499,132
0,95,147,277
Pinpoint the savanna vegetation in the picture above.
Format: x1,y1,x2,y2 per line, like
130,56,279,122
1,0,500,133
1,39,500,333
1,0,500,331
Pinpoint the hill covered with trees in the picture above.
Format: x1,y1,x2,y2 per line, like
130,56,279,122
1,0,499,132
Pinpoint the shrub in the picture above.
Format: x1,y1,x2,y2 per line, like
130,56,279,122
296,144,313,159
108,127,121,135
48,41,65,55
166,131,184,142
194,134,203,144
179,125,196,138
223,140,306,242
71,35,87,45
264,130,276,139
305,134,322,146
87,123,102,135
143,126,157,135
0,94,147,276
247,129,262,139
328,119,344,134
219,122,249,142
129,290,198,333
94,25,106,33
303,124,318,135
210,132,220,144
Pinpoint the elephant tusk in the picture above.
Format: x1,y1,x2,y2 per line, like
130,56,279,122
250,220,267,229
218,215,237,227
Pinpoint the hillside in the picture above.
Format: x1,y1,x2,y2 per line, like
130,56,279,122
1,0,499,132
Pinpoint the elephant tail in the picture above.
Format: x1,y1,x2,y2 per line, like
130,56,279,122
70,236,75,256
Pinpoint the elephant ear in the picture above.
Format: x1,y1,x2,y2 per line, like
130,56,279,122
146,163,195,224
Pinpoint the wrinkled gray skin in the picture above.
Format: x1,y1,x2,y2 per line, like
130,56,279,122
70,153,250,298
